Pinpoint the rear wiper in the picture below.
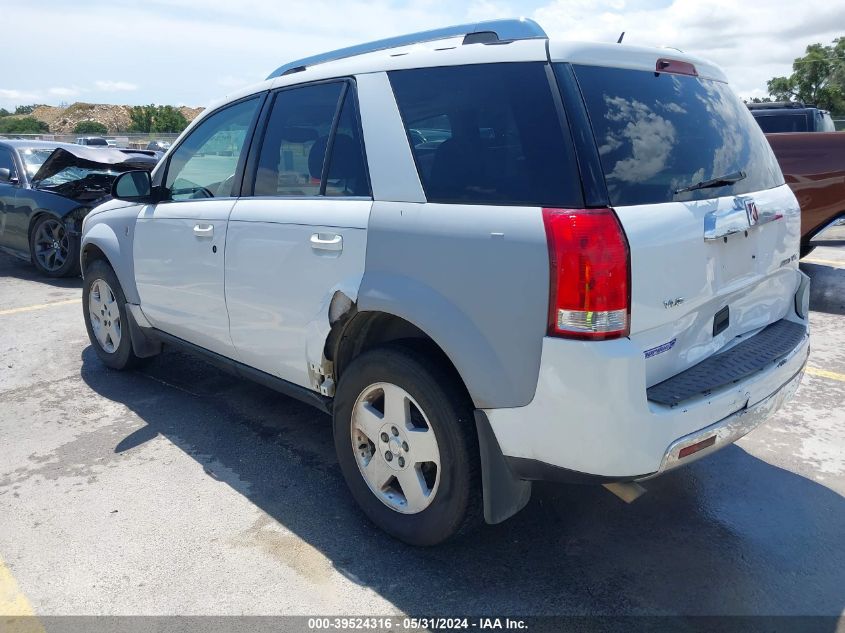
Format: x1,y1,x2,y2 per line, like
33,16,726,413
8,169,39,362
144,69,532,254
674,170,746,195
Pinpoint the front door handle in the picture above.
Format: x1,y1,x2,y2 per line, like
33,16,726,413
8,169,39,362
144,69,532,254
310,233,342,252
193,223,214,238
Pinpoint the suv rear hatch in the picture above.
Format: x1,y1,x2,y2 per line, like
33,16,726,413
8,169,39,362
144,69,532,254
557,56,802,392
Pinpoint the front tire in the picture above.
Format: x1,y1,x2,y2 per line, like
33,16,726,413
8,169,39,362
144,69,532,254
83,259,142,370
30,215,80,278
333,344,482,546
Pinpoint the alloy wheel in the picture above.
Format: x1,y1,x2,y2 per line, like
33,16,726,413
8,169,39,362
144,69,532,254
351,382,441,514
88,279,121,353
33,219,70,272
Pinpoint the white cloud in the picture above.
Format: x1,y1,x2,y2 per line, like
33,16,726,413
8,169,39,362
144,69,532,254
0,0,842,109
533,0,845,97
48,86,82,97
94,80,138,92
0,88,42,102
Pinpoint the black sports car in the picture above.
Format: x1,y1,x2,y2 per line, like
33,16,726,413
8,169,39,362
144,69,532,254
0,141,158,277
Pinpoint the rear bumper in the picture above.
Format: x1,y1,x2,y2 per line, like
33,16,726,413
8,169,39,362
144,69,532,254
639,363,805,480
485,316,809,481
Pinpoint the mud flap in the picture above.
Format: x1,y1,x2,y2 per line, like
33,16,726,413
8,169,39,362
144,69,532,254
474,410,532,524
124,304,162,358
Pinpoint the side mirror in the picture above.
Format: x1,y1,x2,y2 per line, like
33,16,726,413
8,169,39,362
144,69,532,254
112,170,154,202
0,167,13,183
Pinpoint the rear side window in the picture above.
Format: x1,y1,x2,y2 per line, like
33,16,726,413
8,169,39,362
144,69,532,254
389,63,583,207
571,65,784,206
753,113,810,133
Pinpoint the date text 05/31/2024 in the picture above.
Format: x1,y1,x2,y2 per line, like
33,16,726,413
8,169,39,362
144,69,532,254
307,617,528,630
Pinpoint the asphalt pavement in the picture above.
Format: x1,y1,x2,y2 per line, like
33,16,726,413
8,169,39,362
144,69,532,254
0,227,843,620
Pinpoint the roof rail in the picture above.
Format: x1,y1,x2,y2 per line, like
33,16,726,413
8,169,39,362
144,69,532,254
266,18,547,79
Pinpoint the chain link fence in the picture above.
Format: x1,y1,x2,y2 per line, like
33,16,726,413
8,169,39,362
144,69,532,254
0,132,182,149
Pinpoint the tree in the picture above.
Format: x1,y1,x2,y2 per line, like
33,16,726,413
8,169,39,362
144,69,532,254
0,108,10,118
152,105,188,133
766,39,845,114
129,104,189,133
749,97,773,104
14,104,40,115
0,117,49,134
128,104,156,133
73,120,108,134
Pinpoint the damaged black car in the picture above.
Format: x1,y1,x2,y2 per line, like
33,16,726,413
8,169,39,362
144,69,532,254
0,140,158,277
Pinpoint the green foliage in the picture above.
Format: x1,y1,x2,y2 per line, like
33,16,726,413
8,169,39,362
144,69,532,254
152,105,188,133
749,97,773,104
129,104,188,133
767,38,845,114
0,117,49,134
128,105,155,132
0,108,10,118
14,104,40,115
73,120,108,134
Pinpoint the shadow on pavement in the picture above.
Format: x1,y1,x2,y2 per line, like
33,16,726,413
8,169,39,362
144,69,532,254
80,344,845,617
0,252,82,290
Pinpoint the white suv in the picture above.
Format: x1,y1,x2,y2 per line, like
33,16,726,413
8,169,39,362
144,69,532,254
80,18,810,545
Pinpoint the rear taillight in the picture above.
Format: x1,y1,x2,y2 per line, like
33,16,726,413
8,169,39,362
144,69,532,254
542,207,630,340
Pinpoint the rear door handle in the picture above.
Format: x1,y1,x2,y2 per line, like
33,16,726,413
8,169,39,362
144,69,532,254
193,223,214,237
310,233,342,252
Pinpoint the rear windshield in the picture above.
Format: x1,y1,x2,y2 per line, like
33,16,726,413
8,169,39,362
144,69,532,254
570,65,784,207
389,63,583,207
753,112,810,133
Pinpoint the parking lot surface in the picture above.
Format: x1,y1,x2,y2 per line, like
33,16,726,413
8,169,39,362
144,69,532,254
1,228,844,618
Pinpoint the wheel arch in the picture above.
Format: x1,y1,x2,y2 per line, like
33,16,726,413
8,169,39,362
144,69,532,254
80,220,140,303
330,310,472,404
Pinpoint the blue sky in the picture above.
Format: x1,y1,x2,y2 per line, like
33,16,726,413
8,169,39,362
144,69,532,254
2,0,843,110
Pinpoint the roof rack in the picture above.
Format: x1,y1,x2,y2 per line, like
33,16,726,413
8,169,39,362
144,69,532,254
266,18,547,79
746,101,808,110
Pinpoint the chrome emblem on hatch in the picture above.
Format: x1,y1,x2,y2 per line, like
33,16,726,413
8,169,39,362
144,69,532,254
663,297,685,309
744,199,759,226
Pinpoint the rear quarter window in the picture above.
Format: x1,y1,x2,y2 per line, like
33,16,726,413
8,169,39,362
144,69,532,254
570,65,784,207
389,63,583,207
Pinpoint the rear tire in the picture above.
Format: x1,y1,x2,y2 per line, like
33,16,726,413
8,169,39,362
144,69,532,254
82,259,143,370
333,344,482,546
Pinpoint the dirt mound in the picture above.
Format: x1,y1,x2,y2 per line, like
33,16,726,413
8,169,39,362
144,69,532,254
20,102,204,134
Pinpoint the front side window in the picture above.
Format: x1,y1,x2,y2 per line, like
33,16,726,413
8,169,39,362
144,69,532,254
572,64,784,206
165,97,260,201
0,148,17,180
389,63,583,207
253,82,369,198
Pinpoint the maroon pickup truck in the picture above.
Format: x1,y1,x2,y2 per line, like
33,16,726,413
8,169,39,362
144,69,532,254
765,132,845,255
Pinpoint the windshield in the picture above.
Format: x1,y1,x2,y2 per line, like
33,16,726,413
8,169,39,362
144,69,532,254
20,148,56,178
568,65,784,206
37,166,120,187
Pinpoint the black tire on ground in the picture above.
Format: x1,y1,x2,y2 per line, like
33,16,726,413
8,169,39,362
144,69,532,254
29,214,81,278
332,343,483,546
82,259,143,370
